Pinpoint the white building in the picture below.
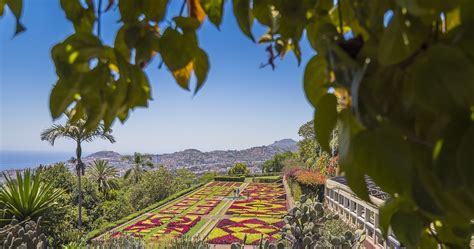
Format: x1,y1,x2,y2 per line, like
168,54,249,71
325,176,401,249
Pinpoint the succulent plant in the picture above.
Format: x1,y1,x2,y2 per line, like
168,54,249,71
280,195,365,249
0,217,47,249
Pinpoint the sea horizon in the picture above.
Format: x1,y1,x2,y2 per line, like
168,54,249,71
0,150,76,171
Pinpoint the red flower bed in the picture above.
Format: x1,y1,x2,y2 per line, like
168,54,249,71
206,218,284,245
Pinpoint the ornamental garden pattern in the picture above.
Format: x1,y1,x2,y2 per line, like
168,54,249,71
102,181,290,245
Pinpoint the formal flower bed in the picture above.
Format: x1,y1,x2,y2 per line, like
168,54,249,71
198,199,220,207
174,198,200,206
241,183,286,200
159,205,189,214
118,214,174,237
206,218,285,245
187,205,213,215
225,199,287,216
151,215,201,240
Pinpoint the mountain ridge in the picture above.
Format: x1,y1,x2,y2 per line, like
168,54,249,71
83,139,298,174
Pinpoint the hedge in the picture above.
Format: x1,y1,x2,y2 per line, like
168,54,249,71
245,172,281,177
86,182,206,241
253,175,282,183
213,176,245,182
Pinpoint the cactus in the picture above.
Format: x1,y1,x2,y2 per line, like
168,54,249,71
280,195,365,248
0,217,47,249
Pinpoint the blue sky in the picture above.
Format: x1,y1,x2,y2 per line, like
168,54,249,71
0,1,314,154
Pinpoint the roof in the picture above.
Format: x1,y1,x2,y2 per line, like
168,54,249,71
329,175,391,200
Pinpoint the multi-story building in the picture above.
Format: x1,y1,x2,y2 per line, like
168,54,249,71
325,176,401,249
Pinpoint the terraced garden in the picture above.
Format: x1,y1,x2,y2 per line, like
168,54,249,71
97,181,291,246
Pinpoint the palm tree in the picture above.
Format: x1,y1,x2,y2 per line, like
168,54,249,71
124,152,154,183
40,112,115,228
88,160,119,194
0,169,63,223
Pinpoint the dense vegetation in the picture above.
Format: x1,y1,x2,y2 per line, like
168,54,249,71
227,163,250,176
0,162,208,247
1,0,473,247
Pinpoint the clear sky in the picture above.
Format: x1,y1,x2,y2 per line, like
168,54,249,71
0,1,314,155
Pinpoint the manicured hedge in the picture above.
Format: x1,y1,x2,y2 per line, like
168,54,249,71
213,176,245,182
253,175,282,183
245,172,281,177
86,182,205,241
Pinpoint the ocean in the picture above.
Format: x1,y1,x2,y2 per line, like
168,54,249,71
0,151,74,171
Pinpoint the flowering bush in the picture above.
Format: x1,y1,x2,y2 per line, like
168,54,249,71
294,169,326,186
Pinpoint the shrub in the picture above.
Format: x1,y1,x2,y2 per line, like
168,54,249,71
253,176,282,183
294,170,325,187
213,176,245,182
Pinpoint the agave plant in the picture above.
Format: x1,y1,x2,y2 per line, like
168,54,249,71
0,169,63,223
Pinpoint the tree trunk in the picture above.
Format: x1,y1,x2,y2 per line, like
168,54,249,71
76,141,83,228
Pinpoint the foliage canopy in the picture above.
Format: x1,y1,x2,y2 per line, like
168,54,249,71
2,0,474,247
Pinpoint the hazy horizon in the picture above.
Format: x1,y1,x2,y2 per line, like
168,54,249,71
1,1,313,154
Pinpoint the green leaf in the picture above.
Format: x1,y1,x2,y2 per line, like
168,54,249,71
193,48,210,94
352,125,413,195
277,1,306,42
171,62,193,90
142,0,168,22
338,109,369,201
456,125,474,190
119,0,141,22
377,9,429,65
114,25,132,62
253,0,272,27
391,210,424,248
160,28,197,71
314,94,337,152
49,79,79,119
135,30,160,66
60,0,95,33
304,55,328,107
232,0,254,41
379,198,402,237
174,16,201,31
6,0,25,35
127,65,151,107
415,0,462,13
461,0,474,25
407,44,474,113
306,22,338,55
201,0,224,28
0,0,4,16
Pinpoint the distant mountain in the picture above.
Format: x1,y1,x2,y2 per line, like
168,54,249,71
86,151,122,159
269,139,298,151
65,139,299,175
